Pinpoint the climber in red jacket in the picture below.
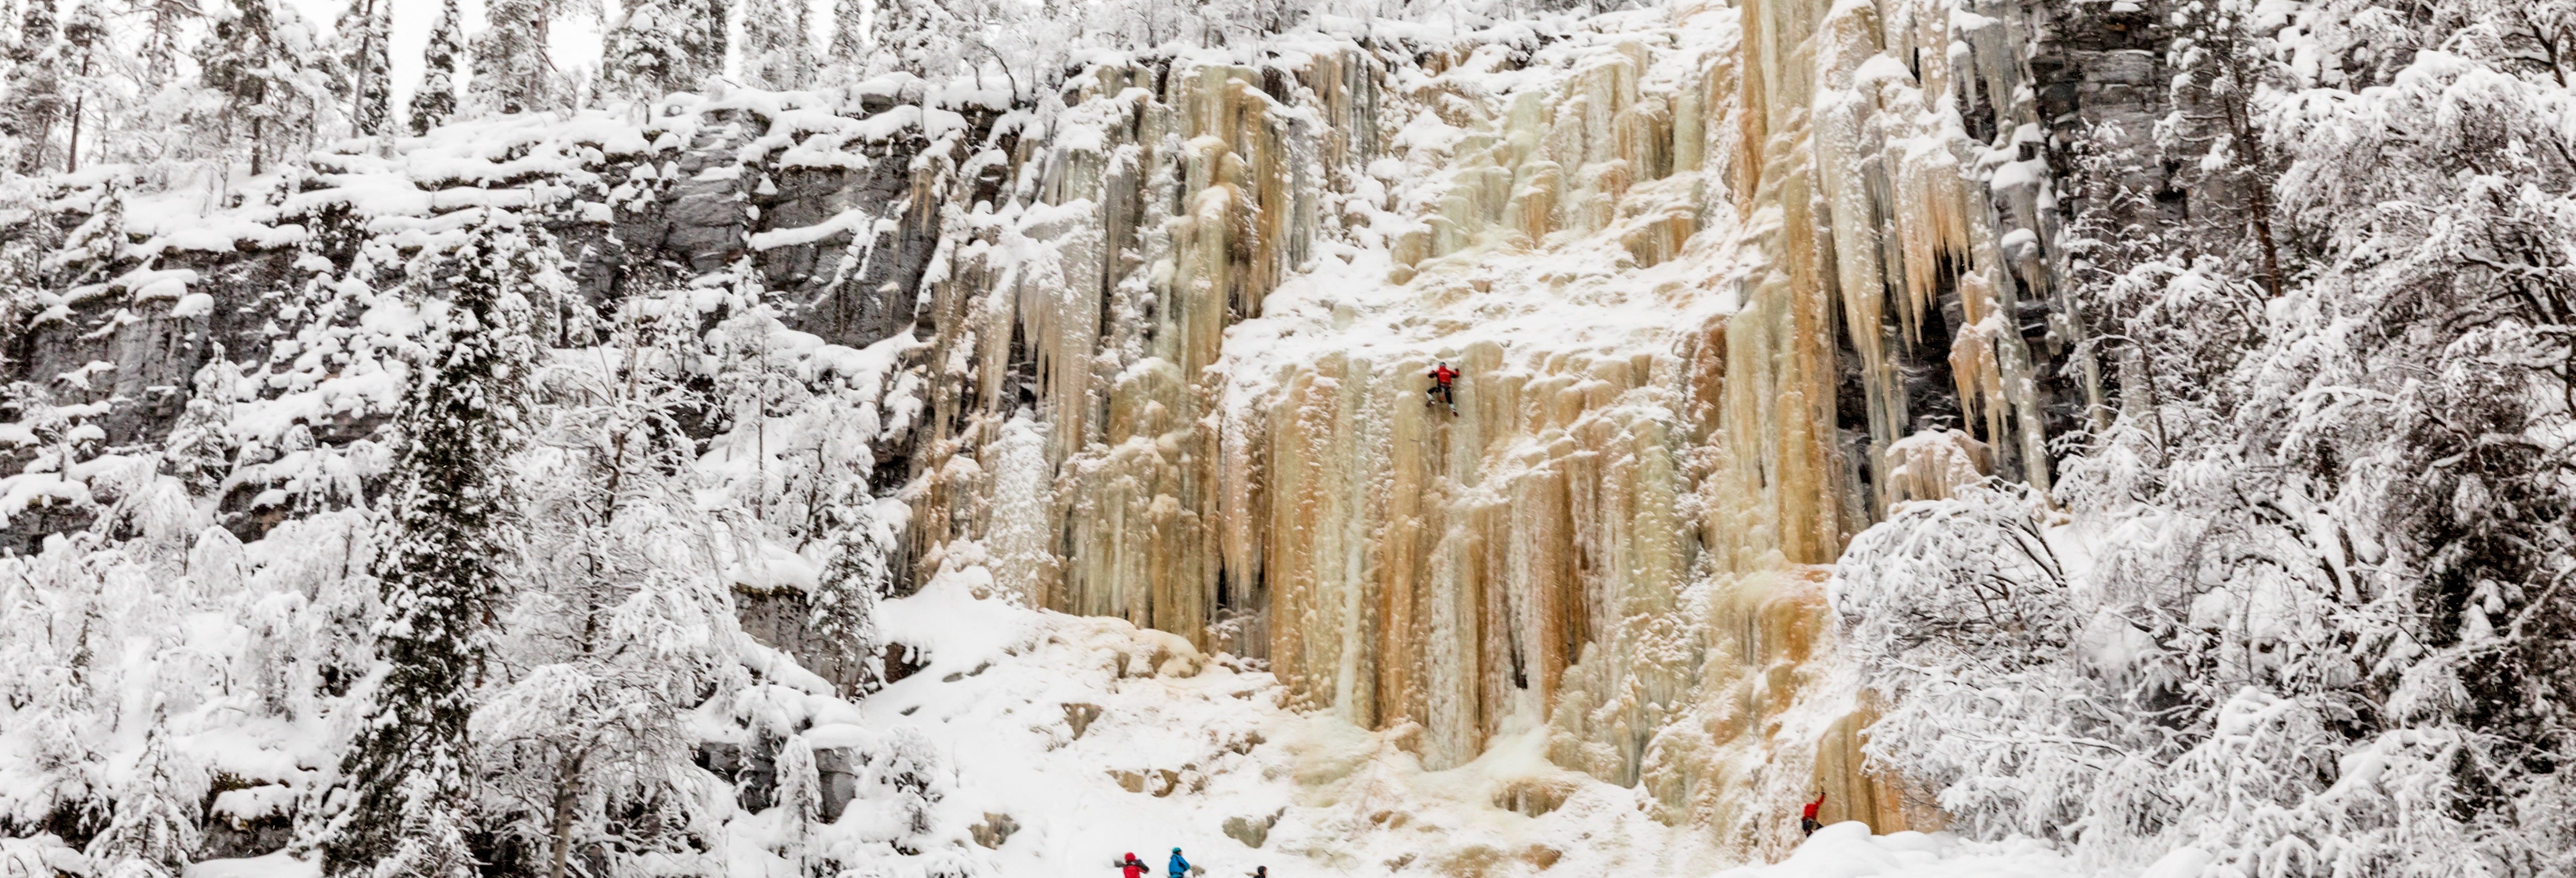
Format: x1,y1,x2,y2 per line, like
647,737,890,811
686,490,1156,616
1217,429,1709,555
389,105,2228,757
1801,790,1826,836
1427,361,1459,412
1116,852,1149,878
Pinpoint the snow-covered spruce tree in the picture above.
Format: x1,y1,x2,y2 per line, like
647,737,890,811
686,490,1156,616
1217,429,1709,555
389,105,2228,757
310,210,547,878
83,716,204,878
874,727,945,841
335,0,392,138
52,0,104,173
739,0,814,90
471,0,587,116
601,0,723,102
135,0,195,76
771,732,835,874
866,0,957,78
808,479,890,697
3,0,63,174
196,0,326,176
600,0,684,102
2156,0,2296,300
685,0,727,83
408,0,461,136
164,350,246,498
819,0,867,85
41,176,126,287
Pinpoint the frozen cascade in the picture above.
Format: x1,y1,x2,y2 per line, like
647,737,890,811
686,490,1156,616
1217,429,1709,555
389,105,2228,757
899,0,2067,855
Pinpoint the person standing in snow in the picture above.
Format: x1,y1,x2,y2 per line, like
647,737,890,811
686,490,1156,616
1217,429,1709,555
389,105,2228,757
1168,847,1193,878
1249,867,1267,878
1801,790,1826,836
1427,362,1459,413
1116,852,1149,878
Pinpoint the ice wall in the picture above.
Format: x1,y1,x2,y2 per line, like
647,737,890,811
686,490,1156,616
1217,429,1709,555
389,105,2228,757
901,0,2062,855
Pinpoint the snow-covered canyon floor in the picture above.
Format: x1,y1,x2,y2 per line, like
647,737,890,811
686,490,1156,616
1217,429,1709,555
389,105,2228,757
194,569,2081,878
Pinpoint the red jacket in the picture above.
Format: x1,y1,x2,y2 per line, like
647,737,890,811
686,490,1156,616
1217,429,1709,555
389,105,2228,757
1431,365,1458,385
1122,856,1148,878
1803,793,1825,820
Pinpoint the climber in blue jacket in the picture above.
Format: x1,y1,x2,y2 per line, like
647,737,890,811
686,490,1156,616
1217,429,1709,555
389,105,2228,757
1168,848,1192,878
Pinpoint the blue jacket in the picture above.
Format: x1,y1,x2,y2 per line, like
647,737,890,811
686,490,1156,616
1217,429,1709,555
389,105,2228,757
1168,853,1191,875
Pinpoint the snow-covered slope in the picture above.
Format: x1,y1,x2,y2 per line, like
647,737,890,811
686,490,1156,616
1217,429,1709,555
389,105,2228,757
699,573,2078,878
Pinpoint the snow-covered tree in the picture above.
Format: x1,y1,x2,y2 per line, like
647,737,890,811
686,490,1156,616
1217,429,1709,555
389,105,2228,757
135,0,196,76
336,0,392,137
165,351,245,498
739,0,813,90
406,0,461,135
470,0,581,115
53,0,104,172
472,654,711,878
825,0,865,72
196,0,327,175
83,717,205,878
602,0,722,100
866,0,956,78
41,177,126,286
310,210,548,878
4,0,65,173
806,444,890,697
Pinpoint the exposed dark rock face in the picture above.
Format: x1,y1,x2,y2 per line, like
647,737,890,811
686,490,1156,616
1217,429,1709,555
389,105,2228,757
736,587,879,694
1,95,991,552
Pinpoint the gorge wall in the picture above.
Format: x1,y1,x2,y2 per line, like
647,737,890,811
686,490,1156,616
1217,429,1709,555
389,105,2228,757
0,0,2185,858
893,0,2099,847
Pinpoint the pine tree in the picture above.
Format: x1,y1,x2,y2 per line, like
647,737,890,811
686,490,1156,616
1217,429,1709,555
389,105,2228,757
311,210,546,878
867,0,953,78
135,0,195,76
471,0,568,115
43,177,124,285
165,349,243,498
809,476,887,697
828,0,865,57
2158,0,2295,299
336,0,391,137
5,0,63,174
739,0,812,90
55,0,101,172
84,716,205,878
600,0,677,100
406,0,460,135
606,0,727,96
196,0,323,176
821,0,866,83
685,0,725,84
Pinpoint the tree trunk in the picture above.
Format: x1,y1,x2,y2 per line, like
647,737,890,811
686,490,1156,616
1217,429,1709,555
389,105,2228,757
2225,92,2284,299
549,774,580,878
67,52,90,173
65,97,82,174
352,0,375,137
